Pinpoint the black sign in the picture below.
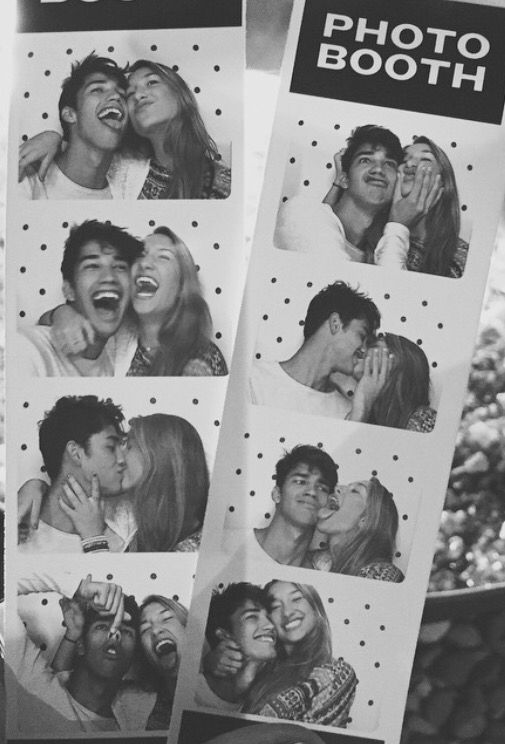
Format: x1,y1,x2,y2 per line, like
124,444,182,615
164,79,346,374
17,0,242,33
290,0,505,124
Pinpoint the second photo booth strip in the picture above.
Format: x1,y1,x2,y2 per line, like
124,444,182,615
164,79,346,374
170,1,505,744
5,0,244,741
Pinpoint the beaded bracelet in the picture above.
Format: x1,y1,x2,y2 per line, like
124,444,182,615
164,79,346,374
81,535,109,553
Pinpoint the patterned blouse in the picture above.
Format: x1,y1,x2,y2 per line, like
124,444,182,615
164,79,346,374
311,550,404,582
138,158,231,200
406,405,437,433
256,658,357,727
126,341,228,377
407,237,468,278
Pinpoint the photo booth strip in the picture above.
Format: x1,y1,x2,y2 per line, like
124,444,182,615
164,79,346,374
170,1,505,743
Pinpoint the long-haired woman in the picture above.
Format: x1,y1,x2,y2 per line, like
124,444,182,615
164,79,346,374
311,477,403,582
243,581,357,727
125,226,227,376
138,594,188,730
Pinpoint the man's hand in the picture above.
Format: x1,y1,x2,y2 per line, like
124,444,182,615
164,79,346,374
349,346,394,422
59,474,105,540
18,131,63,181
50,305,95,356
203,634,244,678
75,574,125,636
59,596,86,642
388,164,443,229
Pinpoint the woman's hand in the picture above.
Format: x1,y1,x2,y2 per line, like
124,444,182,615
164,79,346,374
203,634,244,678
50,305,95,356
59,596,86,642
59,474,106,540
388,164,443,228
18,478,48,530
349,347,394,422
18,131,63,182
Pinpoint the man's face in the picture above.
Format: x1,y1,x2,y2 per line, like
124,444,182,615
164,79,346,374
65,240,131,340
330,317,370,376
227,599,277,662
343,143,398,210
67,72,127,151
78,424,126,495
273,463,332,528
81,614,136,681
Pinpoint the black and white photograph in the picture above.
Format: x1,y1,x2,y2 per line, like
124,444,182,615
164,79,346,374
6,555,194,736
14,30,238,201
250,270,445,433
16,214,231,377
274,124,470,279
14,381,222,554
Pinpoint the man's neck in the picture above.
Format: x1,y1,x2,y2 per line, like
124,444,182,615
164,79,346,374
67,666,119,717
281,337,333,391
334,195,377,246
40,476,83,534
255,516,313,567
205,658,264,703
57,140,113,190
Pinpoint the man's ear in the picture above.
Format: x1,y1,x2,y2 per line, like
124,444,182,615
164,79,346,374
336,171,349,189
76,638,86,657
328,312,343,335
215,627,233,642
62,280,75,303
61,106,77,126
66,440,83,467
271,486,281,505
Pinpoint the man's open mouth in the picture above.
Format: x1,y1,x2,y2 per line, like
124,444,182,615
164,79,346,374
135,275,159,298
154,638,177,657
103,642,121,660
97,106,125,129
92,289,121,312
253,630,276,643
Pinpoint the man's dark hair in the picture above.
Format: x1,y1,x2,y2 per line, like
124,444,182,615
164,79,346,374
303,281,380,339
205,583,269,649
39,395,124,480
341,125,403,173
59,52,127,141
61,219,143,285
82,593,140,640
274,444,338,491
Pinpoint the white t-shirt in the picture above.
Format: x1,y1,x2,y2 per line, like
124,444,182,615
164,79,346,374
18,326,116,377
274,196,365,263
250,360,352,419
19,162,112,200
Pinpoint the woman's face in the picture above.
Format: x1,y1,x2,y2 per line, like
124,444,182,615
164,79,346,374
267,582,317,647
401,142,442,197
352,336,389,381
121,431,145,490
317,481,369,536
140,601,185,673
126,66,179,136
131,233,181,318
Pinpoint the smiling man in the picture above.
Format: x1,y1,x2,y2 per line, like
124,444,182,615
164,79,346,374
275,124,405,263
250,280,381,418
19,220,142,376
197,583,277,710
18,395,129,553
20,54,128,199
250,445,338,567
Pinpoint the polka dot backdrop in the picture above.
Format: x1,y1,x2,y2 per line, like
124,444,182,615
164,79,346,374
14,553,196,673
251,252,455,412
13,377,226,491
13,27,238,153
220,406,422,577
14,205,237,366
194,565,398,734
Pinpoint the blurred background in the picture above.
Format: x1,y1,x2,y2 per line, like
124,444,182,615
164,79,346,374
1,1,504,741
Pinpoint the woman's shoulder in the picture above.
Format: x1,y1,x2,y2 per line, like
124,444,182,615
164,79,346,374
407,405,437,433
202,158,231,199
182,341,228,376
357,562,405,582
448,237,469,278
174,529,201,552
